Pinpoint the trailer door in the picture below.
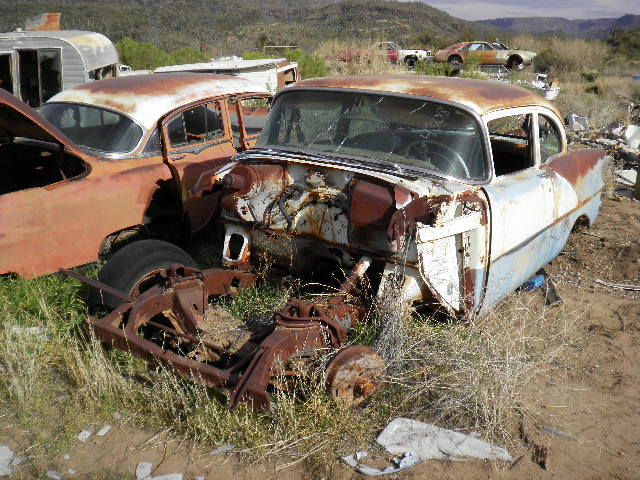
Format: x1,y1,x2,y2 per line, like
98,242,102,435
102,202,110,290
17,48,62,107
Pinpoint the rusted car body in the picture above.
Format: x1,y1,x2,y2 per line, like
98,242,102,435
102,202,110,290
0,73,270,278
434,42,536,69
83,74,607,408
214,75,607,318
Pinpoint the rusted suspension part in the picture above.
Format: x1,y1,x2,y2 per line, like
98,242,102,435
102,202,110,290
81,260,383,410
325,345,386,407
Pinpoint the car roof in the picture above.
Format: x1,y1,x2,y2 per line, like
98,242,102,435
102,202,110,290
291,75,561,117
47,73,270,130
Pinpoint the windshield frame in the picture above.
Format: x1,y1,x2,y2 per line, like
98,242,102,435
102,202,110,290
40,101,147,159
258,86,493,185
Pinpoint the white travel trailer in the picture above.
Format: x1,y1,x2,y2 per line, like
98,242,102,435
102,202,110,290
0,30,119,107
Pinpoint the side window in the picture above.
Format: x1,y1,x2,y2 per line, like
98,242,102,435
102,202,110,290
539,115,562,163
488,113,533,176
142,129,162,155
167,102,224,148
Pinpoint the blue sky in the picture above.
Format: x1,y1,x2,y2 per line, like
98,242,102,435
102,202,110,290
403,0,638,20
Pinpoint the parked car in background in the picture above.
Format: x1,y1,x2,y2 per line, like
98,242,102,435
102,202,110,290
207,75,607,318
372,41,432,67
434,41,536,69
0,72,271,277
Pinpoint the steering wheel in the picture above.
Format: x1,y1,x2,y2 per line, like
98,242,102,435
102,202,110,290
404,138,470,178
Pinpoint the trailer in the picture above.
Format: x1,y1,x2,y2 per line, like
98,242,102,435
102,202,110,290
0,30,119,107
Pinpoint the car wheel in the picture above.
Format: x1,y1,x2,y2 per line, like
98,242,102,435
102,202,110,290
404,56,417,69
88,239,196,311
447,55,463,67
507,56,524,70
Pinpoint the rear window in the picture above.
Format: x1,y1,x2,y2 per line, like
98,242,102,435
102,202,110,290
40,103,143,154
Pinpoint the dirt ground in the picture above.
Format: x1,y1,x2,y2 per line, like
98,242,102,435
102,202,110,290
1,193,638,480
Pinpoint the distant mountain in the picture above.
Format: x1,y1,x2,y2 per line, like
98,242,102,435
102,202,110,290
0,0,499,52
475,14,640,39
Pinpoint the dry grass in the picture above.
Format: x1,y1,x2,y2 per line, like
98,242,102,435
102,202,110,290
314,39,408,76
0,267,581,476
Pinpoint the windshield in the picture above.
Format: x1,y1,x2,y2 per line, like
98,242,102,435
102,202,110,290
40,103,143,154
257,90,488,181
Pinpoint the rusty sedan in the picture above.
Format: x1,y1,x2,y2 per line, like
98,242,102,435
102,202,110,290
434,41,536,69
0,73,270,277
84,75,607,409
218,75,606,318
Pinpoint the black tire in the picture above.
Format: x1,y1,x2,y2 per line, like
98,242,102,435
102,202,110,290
404,56,417,68
447,55,463,67
507,56,523,70
88,239,196,311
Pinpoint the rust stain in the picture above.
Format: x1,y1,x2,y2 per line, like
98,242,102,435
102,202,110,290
25,13,61,31
543,148,604,186
293,75,559,117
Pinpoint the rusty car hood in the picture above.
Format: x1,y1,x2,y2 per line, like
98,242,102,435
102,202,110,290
0,89,88,157
234,148,474,197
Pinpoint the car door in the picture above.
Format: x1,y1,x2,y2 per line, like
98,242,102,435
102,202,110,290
479,108,558,315
161,98,238,232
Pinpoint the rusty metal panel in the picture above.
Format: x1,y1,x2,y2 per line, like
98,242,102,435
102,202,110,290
25,13,61,31
293,76,559,118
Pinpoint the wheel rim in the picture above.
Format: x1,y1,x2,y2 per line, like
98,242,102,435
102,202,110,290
325,346,385,407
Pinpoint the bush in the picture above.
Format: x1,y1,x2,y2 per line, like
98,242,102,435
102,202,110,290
242,48,327,80
117,38,208,70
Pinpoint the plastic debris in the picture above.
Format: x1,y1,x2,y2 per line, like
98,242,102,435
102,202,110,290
96,426,112,437
63,454,71,460
46,471,62,480
342,452,423,476
136,462,153,480
596,279,640,291
8,326,53,341
625,125,640,150
616,169,637,186
522,274,545,291
206,445,235,455
342,418,512,475
195,476,206,480
11,456,27,466
135,462,182,480
68,468,76,475
0,446,15,476
77,430,92,442
543,425,576,439
567,114,589,132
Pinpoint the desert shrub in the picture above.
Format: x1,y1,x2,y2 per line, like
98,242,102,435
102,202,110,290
414,61,455,77
508,35,609,79
242,48,327,79
117,38,208,70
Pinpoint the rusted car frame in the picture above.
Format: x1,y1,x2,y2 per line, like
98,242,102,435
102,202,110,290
70,261,383,409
